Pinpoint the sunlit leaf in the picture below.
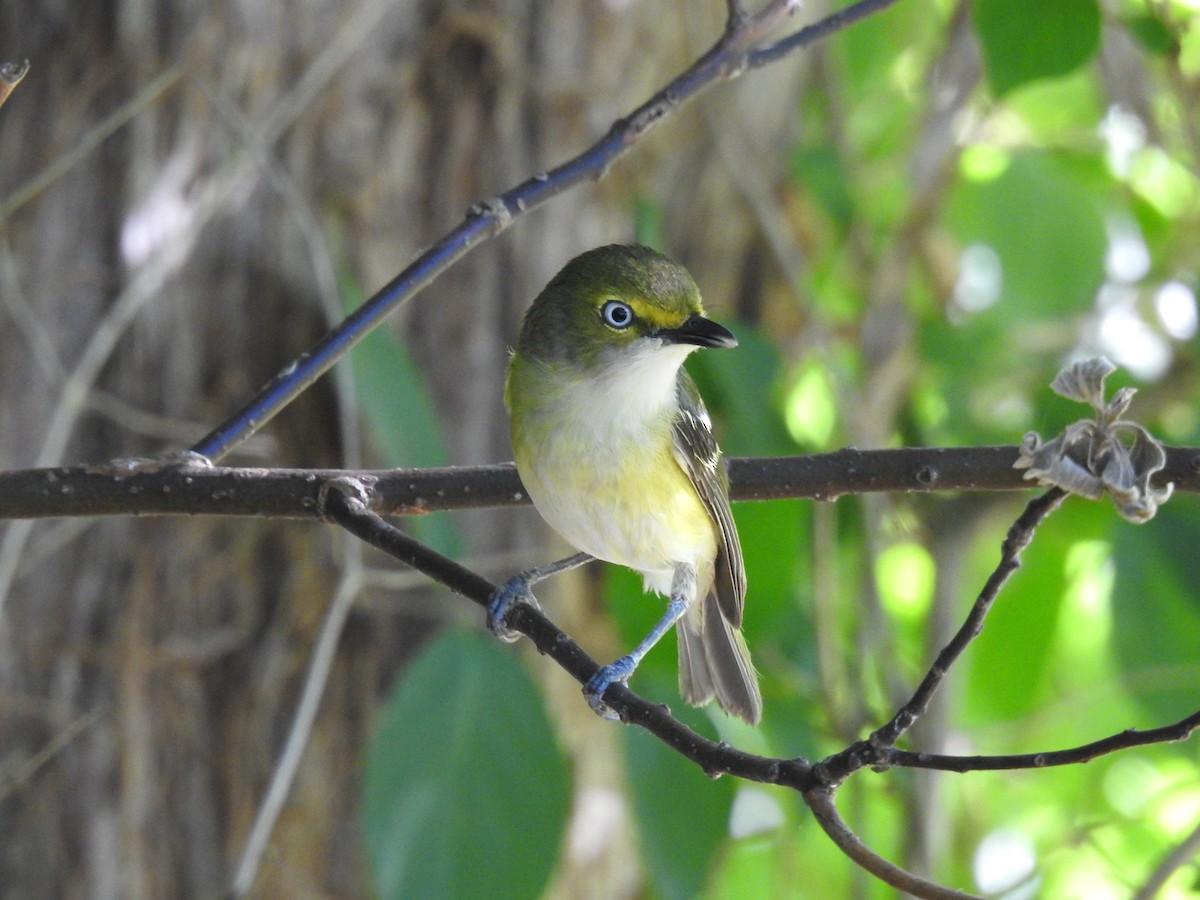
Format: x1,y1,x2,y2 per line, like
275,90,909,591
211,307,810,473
931,151,1111,442
947,151,1107,319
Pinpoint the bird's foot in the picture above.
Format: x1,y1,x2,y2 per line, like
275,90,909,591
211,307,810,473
583,655,636,720
486,574,541,644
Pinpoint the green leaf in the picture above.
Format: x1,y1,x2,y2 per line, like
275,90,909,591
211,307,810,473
363,629,570,900
1112,504,1200,722
973,0,1101,97
623,712,736,900
1126,14,1176,57
341,279,462,557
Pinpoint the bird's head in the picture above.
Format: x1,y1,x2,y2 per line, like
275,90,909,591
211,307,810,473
515,244,737,371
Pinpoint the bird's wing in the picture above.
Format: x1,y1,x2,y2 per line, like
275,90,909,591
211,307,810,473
671,371,746,626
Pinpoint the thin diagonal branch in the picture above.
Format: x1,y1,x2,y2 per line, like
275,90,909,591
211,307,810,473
871,488,1067,746
749,0,906,69
814,488,1067,786
188,0,913,463
805,788,984,900
1133,814,1200,900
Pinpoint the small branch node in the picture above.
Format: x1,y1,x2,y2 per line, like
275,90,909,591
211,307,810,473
316,475,373,522
467,197,513,234
0,59,29,110
0,59,30,84
913,463,937,486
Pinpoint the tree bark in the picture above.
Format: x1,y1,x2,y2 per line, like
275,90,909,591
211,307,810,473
0,2,804,896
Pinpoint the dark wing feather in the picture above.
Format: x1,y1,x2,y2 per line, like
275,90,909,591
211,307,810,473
671,371,746,626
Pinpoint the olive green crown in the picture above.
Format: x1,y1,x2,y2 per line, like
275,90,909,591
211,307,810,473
515,244,706,367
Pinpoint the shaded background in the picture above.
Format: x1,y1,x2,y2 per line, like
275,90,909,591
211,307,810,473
2,1,1199,898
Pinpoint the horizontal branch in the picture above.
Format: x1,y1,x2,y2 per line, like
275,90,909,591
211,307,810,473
887,708,1200,772
0,445,1196,521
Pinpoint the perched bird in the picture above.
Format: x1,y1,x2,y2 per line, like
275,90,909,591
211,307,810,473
489,244,761,725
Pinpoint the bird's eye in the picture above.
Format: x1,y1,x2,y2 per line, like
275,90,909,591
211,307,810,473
600,300,634,329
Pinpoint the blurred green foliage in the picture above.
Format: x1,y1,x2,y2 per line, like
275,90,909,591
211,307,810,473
364,630,570,899
364,1,1200,897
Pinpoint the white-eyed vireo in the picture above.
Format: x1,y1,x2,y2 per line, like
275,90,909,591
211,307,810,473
489,244,761,725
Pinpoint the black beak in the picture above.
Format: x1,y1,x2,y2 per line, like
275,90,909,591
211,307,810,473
658,314,738,349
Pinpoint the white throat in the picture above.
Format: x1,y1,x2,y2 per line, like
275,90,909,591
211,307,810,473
567,340,694,434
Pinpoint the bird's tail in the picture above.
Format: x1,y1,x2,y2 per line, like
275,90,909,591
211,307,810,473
677,592,762,725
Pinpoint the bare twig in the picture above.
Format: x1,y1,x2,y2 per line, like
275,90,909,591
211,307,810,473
748,0,906,70
809,489,1067,789
724,0,750,30
0,709,99,801
805,788,983,900
887,708,1200,772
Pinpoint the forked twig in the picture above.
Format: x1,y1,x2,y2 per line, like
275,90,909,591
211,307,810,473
315,475,1197,900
